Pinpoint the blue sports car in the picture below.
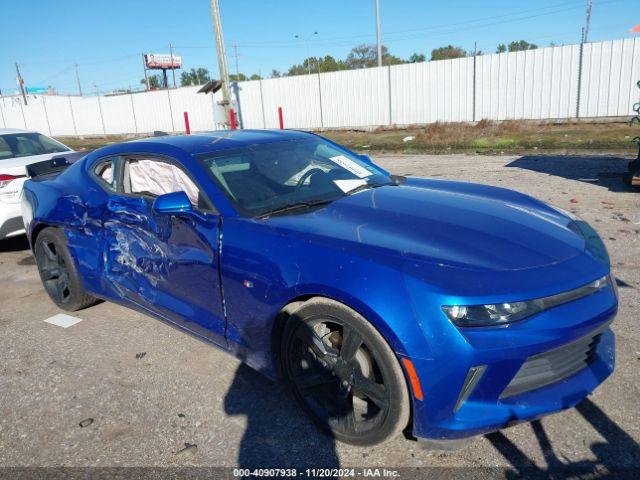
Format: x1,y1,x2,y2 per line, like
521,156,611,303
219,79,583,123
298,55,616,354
21,130,617,446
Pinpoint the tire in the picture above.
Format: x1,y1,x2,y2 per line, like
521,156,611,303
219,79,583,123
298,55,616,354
34,227,97,311
280,297,410,446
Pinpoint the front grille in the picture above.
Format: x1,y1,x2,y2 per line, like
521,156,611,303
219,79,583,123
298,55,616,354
500,324,607,398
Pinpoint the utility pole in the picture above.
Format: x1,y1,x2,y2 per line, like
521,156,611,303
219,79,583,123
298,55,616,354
169,43,177,88
232,43,240,81
15,63,27,105
584,0,593,43
142,53,149,91
295,32,318,75
74,64,83,96
209,0,231,126
375,0,382,67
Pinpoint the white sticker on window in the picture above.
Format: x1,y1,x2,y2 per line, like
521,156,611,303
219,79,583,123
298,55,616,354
334,178,367,193
329,155,373,178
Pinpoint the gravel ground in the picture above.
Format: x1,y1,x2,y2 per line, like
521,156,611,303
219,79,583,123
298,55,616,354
0,153,638,476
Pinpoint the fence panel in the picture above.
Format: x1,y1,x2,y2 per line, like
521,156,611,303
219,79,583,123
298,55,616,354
22,97,51,135
390,58,473,125
169,86,224,132
70,96,103,135
320,67,389,128
130,90,173,134
45,95,76,136
101,94,137,135
0,97,27,129
261,75,321,129
232,80,264,129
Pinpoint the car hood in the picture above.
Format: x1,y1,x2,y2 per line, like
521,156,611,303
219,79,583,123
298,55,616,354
268,177,587,272
0,152,71,176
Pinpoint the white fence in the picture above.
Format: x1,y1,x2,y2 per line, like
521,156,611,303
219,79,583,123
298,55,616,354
0,86,227,136
1,38,639,136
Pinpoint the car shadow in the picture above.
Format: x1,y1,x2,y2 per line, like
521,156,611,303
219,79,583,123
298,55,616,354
486,398,640,478
224,363,340,470
505,155,635,193
0,235,30,252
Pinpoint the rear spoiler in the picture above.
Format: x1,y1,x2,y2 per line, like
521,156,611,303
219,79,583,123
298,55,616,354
26,151,90,178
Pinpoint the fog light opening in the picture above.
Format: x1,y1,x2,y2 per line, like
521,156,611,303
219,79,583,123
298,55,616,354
454,365,487,412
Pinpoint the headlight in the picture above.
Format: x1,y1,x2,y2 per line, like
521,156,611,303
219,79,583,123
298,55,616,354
443,275,610,327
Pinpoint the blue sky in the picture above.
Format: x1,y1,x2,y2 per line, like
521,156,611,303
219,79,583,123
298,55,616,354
0,0,637,95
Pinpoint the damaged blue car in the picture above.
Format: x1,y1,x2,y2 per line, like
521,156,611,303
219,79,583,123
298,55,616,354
21,130,617,446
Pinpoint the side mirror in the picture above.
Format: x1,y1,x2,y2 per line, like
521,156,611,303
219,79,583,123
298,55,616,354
152,191,193,214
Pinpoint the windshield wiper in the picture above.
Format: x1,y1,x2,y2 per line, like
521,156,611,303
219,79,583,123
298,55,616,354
344,182,388,196
257,199,335,218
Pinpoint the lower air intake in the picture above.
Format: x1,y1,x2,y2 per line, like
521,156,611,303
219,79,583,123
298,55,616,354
500,325,607,398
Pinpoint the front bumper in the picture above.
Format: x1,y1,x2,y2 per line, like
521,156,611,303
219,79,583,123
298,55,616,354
402,282,617,441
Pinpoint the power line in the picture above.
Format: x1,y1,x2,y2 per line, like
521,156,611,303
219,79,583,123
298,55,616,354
229,0,622,49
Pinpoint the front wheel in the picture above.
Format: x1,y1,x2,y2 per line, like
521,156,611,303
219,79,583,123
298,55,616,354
281,298,410,446
34,227,97,311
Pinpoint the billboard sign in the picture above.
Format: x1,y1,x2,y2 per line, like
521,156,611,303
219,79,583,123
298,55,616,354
26,87,49,94
144,53,182,69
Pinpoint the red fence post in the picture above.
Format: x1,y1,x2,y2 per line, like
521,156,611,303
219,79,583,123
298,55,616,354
183,111,190,134
278,106,284,129
230,108,237,130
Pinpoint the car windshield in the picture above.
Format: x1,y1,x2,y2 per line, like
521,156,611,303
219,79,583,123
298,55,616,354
196,137,393,217
0,133,70,160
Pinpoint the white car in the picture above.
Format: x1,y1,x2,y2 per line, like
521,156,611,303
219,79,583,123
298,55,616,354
0,129,73,240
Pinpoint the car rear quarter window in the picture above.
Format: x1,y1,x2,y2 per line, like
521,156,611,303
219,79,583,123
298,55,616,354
93,159,117,192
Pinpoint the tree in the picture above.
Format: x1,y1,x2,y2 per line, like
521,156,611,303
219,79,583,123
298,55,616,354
346,44,380,68
229,73,247,82
409,53,426,63
345,44,405,68
497,40,538,53
141,74,162,89
180,68,211,86
287,55,348,76
250,74,262,80
287,58,318,76
270,69,282,78
430,45,467,61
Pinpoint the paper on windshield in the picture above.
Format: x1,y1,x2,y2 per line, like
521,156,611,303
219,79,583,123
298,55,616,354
329,155,373,178
334,178,367,193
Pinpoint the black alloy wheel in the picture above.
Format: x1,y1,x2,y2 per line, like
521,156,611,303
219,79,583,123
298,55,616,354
282,298,410,445
34,228,97,311
36,239,71,305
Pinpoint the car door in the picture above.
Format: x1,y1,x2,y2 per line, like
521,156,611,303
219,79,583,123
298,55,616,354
102,154,226,346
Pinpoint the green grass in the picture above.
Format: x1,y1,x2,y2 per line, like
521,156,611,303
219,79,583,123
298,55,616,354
320,120,639,154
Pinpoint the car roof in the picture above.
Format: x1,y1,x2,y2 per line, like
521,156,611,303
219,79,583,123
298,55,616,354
0,128,38,135
131,129,316,155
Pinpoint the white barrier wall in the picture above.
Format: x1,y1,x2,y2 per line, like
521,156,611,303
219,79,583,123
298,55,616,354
1,38,638,136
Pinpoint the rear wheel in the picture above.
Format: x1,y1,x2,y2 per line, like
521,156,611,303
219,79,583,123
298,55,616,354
281,298,410,446
34,228,97,311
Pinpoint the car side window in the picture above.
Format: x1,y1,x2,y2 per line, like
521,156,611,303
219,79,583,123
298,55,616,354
13,135,43,156
0,137,12,159
123,156,214,212
92,158,117,192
